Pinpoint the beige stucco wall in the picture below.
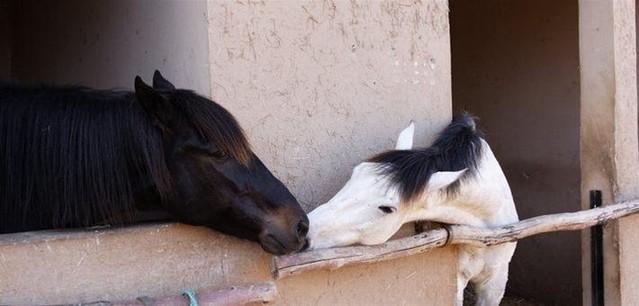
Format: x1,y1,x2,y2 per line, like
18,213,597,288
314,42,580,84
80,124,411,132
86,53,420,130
579,0,639,304
276,245,456,305
450,0,581,304
208,0,452,210
1,0,457,304
0,224,457,305
0,224,270,304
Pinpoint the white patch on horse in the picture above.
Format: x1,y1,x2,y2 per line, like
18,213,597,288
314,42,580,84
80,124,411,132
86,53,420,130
307,117,519,306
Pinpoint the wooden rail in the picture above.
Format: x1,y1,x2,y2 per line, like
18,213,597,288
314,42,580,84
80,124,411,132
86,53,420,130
73,282,277,306
272,200,639,279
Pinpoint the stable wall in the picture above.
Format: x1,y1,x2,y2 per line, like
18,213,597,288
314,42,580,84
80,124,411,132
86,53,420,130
0,224,457,305
208,0,453,209
579,1,639,304
450,0,581,304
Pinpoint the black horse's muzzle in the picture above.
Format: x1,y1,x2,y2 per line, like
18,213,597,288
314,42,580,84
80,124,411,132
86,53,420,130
258,215,309,255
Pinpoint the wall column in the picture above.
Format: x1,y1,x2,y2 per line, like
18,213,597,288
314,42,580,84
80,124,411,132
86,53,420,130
579,0,639,304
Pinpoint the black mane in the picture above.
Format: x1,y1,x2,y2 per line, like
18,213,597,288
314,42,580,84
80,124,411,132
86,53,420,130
0,83,250,232
368,113,483,203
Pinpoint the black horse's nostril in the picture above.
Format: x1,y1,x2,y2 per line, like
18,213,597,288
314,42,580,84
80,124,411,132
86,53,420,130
296,218,309,237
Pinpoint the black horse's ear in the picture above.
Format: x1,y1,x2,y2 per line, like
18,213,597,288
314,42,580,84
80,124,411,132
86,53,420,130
152,70,176,91
135,76,178,128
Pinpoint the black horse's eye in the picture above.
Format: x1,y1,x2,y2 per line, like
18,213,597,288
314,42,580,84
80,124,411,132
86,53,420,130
378,206,396,214
210,150,228,159
195,143,228,160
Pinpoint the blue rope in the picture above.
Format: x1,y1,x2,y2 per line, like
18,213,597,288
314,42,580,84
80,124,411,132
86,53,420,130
182,289,199,306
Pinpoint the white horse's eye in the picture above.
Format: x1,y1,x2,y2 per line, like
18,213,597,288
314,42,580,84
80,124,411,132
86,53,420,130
378,206,396,214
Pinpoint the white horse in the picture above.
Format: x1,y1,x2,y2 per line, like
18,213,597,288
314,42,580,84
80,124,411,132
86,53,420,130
306,114,519,306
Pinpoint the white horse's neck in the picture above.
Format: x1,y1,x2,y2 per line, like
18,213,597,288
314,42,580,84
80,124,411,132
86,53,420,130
408,140,519,227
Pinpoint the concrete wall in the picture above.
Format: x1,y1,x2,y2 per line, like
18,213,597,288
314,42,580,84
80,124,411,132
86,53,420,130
450,0,581,304
208,0,453,210
579,0,639,304
0,224,457,305
11,0,210,94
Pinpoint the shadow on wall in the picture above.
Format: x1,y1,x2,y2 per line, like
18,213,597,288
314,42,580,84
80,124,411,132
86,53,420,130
0,0,11,77
450,0,581,304
9,0,211,93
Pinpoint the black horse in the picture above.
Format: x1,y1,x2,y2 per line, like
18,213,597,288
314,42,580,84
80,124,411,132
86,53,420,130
0,71,308,255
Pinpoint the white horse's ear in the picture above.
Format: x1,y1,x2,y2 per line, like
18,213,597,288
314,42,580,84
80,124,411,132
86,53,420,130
395,120,415,150
426,169,467,192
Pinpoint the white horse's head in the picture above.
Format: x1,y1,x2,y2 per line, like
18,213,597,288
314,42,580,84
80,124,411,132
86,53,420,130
306,114,519,306
307,119,472,250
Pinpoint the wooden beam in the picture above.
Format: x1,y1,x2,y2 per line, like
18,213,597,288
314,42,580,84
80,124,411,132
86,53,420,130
104,282,277,306
273,200,639,279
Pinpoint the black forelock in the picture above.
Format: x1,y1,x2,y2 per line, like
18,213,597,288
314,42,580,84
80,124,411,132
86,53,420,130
367,112,483,204
170,90,252,165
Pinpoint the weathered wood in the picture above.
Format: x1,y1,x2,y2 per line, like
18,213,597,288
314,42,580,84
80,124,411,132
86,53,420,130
451,200,639,247
273,200,639,279
106,282,277,306
272,227,449,279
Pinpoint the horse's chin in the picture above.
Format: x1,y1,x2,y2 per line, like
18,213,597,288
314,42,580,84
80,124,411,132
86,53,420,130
258,232,305,255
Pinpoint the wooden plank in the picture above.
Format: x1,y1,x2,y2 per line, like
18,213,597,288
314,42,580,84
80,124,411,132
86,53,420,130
105,282,277,306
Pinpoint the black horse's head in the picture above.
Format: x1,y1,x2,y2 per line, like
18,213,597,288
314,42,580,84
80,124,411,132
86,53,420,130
134,71,308,255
